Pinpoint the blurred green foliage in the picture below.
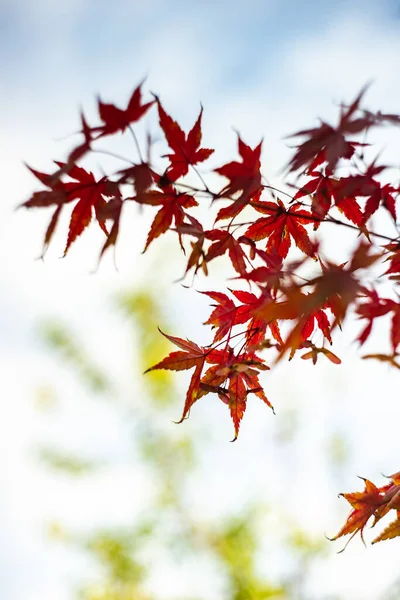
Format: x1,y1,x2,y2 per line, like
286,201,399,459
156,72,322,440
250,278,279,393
41,321,111,394
37,288,338,600
37,447,98,476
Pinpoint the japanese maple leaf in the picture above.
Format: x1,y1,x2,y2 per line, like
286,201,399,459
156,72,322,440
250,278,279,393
330,478,386,549
332,474,400,548
230,289,283,350
174,215,208,277
372,474,400,525
338,161,396,223
202,289,282,350
23,162,113,256
201,290,262,344
294,171,363,227
117,163,154,196
96,195,124,261
300,300,332,344
264,245,380,361
135,183,198,251
202,289,266,344
156,99,214,181
314,243,381,327
237,248,285,291
21,165,69,256
22,165,70,205
356,289,395,345
174,218,248,277
383,242,400,279
294,171,334,222
145,333,272,439
214,136,263,220
357,292,400,353
316,160,397,223
390,303,400,352
372,517,400,544
145,330,207,423
364,182,398,222
199,347,272,440
264,292,333,362
202,291,238,342
287,87,370,174
205,229,247,275
96,81,155,137
53,162,111,255
245,198,317,259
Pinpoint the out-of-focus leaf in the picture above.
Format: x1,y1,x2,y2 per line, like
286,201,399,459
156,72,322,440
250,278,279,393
40,320,110,393
37,447,98,476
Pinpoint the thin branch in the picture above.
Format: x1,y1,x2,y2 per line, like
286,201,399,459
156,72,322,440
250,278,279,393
128,125,144,163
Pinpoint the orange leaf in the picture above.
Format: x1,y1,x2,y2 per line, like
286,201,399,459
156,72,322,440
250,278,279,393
372,517,400,544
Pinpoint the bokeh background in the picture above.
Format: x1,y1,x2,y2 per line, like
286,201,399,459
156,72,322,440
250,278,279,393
2,0,400,598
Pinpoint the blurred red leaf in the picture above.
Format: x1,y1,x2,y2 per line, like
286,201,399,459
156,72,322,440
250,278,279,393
96,81,155,137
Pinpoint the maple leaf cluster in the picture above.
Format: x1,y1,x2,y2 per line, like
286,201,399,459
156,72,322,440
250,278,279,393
330,473,400,549
22,81,400,546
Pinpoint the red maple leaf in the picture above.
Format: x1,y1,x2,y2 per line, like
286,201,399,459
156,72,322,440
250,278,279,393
202,291,238,342
230,289,283,350
334,161,396,223
245,199,317,258
54,162,111,255
205,230,247,275
175,219,250,277
214,137,263,220
355,288,400,352
364,182,397,223
96,195,124,261
300,300,332,344
294,171,363,227
156,100,214,181
117,162,154,196
22,164,70,203
253,244,379,362
174,216,209,277
199,347,272,440
145,333,272,439
287,87,371,174
202,289,282,351
136,183,198,251
95,81,155,137
383,242,400,280
356,289,395,345
390,303,400,352
22,162,117,255
236,248,285,291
